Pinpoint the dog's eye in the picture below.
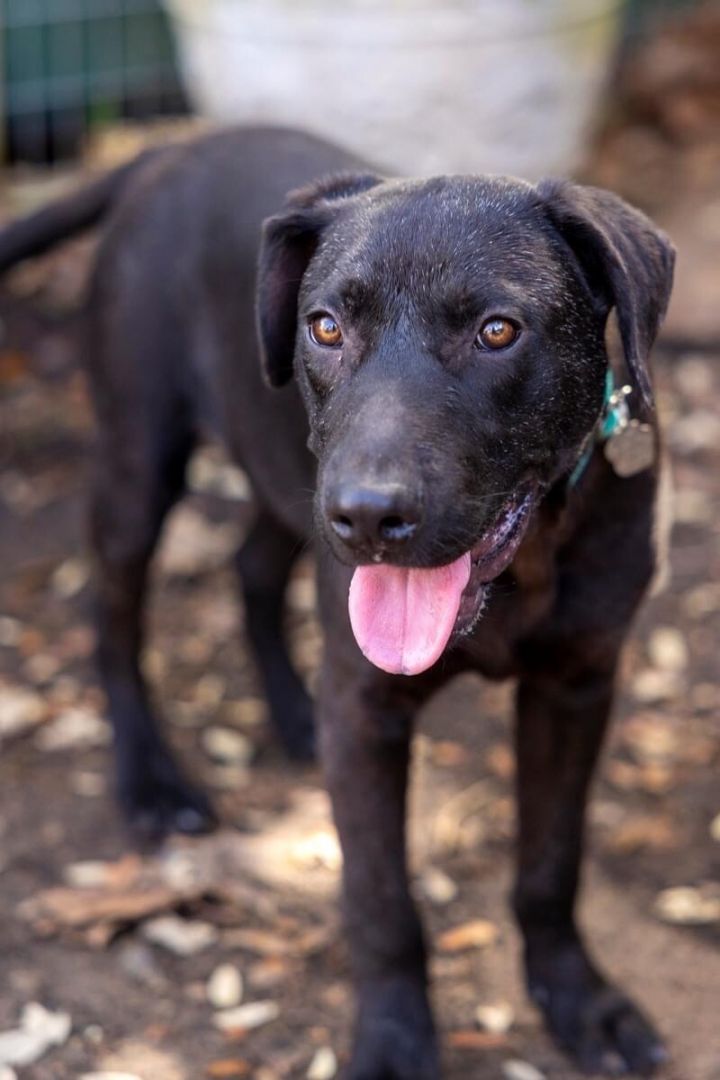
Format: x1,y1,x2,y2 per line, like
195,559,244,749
475,317,518,351
309,313,343,348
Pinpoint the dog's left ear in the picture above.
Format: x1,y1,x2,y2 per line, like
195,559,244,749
256,172,383,387
537,179,675,409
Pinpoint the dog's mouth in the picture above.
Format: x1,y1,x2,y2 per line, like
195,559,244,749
348,489,535,676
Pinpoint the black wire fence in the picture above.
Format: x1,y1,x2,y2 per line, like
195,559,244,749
1,0,186,164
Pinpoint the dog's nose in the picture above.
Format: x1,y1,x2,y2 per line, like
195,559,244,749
327,485,420,554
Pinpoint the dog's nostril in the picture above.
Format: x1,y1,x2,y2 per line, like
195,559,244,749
327,486,422,550
331,514,355,541
378,515,417,542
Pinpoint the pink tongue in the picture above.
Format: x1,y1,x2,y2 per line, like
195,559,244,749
348,554,472,676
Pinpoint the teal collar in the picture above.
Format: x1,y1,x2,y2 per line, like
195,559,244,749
568,369,628,488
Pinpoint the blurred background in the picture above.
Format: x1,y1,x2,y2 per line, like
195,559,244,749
0,2,718,1079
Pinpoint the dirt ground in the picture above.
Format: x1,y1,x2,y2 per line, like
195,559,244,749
1,23,719,1080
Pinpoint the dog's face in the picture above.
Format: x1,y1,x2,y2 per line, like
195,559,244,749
257,173,674,675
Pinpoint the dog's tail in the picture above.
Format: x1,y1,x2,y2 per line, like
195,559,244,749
0,150,157,275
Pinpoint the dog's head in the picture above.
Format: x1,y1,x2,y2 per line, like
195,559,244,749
256,172,674,675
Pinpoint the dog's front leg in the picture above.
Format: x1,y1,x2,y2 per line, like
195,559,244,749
319,653,439,1080
513,665,666,1076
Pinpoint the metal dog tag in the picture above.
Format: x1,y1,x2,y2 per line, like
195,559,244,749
604,420,655,477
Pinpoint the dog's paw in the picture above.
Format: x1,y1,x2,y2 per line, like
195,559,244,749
118,750,217,843
528,948,666,1076
347,977,439,1080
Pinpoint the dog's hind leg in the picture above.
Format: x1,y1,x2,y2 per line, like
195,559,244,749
89,391,216,841
235,510,315,761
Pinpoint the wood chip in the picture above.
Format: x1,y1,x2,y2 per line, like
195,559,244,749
433,781,491,852
647,627,688,672
70,771,107,798
158,506,238,576
430,740,469,767
604,816,680,854
21,885,184,930
448,1031,508,1050
485,742,515,780
64,856,142,891
35,707,111,751
502,1061,546,1080
631,668,682,704
213,1002,280,1033
606,760,676,795
475,1002,514,1034
654,886,720,925
417,866,457,906
0,1003,71,1068
222,925,333,959
80,1074,143,1080
223,698,267,728
437,919,499,953
206,1061,250,1079
142,915,218,956
0,685,46,740
51,557,89,598
289,831,342,871
306,1047,337,1080
207,965,243,1010
202,727,254,766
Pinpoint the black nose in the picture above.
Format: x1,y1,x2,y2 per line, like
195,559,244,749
327,484,421,554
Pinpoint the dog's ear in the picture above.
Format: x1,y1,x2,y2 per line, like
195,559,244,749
256,172,383,387
537,179,675,409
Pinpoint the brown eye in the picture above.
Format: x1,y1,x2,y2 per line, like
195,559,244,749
476,317,518,351
309,313,343,348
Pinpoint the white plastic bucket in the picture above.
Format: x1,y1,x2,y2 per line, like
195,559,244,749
162,0,622,178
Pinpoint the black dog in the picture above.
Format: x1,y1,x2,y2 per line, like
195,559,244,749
0,127,674,1077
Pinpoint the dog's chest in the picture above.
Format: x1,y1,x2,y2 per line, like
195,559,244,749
456,520,561,679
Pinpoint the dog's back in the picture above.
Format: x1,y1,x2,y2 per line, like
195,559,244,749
66,128,363,536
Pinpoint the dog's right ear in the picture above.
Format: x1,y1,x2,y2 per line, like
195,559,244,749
256,172,382,387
